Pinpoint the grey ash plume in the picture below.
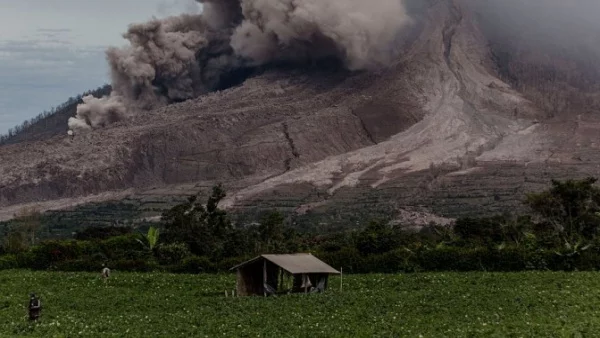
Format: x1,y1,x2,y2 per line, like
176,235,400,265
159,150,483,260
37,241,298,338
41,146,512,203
69,0,412,130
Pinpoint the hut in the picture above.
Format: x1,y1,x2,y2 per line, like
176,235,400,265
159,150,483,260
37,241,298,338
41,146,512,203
231,253,340,296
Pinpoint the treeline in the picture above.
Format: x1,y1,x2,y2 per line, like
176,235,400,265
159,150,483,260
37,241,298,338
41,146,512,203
3,178,600,273
0,85,111,145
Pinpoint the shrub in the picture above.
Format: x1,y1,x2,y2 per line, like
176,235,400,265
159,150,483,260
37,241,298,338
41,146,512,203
454,217,505,244
74,225,133,241
52,259,104,272
0,255,18,270
338,249,416,273
100,235,149,260
213,256,249,272
417,247,480,271
156,243,191,265
112,259,158,272
573,251,600,271
29,240,83,270
172,256,213,274
317,248,364,274
15,251,34,268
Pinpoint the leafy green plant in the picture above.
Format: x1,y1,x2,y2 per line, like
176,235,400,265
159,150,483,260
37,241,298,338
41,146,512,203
137,226,160,251
156,242,191,265
2,271,600,337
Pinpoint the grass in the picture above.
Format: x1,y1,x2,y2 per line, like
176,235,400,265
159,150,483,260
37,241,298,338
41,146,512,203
1,270,600,337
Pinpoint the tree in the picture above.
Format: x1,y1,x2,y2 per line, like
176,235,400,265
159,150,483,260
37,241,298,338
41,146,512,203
2,227,29,254
525,177,600,240
454,216,505,245
355,220,396,255
499,215,534,247
2,207,42,253
258,211,286,252
161,184,232,258
14,207,42,246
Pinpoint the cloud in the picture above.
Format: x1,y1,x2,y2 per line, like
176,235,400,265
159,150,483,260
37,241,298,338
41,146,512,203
34,28,74,41
0,39,103,66
0,38,108,134
157,0,201,16
36,28,72,33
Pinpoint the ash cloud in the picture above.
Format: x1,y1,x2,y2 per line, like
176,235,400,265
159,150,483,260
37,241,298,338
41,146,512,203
69,0,412,131
68,95,126,130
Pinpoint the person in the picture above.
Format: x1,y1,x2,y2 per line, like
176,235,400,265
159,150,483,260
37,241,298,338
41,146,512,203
28,293,41,321
67,130,74,141
101,265,111,282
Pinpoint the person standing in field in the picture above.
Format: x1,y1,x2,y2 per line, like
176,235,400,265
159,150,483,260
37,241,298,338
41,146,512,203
28,293,41,321
101,265,110,283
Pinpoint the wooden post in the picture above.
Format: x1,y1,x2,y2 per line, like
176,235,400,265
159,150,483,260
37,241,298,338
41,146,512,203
279,268,284,292
340,267,343,292
304,274,308,294
225,290,228,297
263,259,267,297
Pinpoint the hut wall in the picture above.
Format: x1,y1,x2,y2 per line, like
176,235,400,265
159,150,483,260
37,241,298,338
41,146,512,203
237,261,264,296
265,261,280,291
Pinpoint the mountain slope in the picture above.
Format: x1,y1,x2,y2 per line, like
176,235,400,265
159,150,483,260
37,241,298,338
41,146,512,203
0,85,111,146
1,0,600,224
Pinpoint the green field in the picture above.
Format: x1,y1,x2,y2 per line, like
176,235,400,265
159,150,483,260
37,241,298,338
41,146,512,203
1,271,600,337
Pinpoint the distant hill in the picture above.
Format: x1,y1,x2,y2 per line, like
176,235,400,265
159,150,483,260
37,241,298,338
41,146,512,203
0,85,111,145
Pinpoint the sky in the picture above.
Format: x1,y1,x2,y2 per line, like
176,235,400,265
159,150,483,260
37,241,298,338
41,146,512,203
0,0,200,134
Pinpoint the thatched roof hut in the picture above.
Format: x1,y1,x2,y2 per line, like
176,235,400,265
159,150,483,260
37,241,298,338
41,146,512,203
231,253,340,296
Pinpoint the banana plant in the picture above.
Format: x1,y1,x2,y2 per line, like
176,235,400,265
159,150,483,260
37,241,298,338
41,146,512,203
554,239,592,258
137,226,160,251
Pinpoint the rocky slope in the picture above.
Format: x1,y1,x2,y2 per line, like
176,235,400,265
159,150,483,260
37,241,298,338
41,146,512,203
2,0,600,224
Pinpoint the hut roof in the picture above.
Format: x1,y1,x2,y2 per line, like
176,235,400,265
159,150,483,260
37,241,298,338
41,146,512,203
231,253,340,274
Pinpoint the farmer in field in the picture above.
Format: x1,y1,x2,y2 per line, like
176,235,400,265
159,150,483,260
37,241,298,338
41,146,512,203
101,265,110,283
28,293,41,321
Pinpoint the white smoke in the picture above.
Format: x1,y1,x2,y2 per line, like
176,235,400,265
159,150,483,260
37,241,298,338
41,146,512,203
68,95,126,130
69,0,412,131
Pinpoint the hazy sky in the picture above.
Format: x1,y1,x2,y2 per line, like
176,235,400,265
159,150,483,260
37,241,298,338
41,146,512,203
0,0,200,134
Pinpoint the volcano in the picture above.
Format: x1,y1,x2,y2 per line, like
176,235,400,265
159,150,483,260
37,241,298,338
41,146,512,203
1,0,600,225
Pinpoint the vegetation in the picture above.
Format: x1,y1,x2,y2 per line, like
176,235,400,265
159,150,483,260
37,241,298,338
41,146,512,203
0,200,146,243
525,177,600,241
2,270,600,337
3,178,600,273
137,226,160,252
1,207,42,254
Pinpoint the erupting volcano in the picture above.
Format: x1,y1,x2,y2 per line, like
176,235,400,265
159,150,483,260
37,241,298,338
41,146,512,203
2,0,600,225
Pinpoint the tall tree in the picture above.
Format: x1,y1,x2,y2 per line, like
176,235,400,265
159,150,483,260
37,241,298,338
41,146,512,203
2,207,42,253
161,184,232,258
258,211,286,252
525,177,600,240
13,207,42,246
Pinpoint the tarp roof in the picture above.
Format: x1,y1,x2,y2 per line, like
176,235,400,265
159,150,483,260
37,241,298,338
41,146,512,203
231,253,340,274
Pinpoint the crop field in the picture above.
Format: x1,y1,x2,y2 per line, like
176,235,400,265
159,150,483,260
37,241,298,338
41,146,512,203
1,271,600,337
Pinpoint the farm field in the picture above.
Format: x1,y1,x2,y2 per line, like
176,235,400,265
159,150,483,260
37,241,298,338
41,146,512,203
1,271,600,337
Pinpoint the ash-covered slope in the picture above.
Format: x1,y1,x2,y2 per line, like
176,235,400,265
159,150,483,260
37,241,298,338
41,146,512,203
2,0,600,223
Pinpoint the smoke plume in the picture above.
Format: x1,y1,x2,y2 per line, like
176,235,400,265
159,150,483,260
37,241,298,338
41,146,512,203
69,0,411,131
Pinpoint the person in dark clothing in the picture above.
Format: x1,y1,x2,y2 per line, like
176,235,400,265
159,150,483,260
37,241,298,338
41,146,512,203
28,293,41,321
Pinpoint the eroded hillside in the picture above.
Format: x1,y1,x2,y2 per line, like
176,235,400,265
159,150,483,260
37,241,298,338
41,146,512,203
2,0,600,224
